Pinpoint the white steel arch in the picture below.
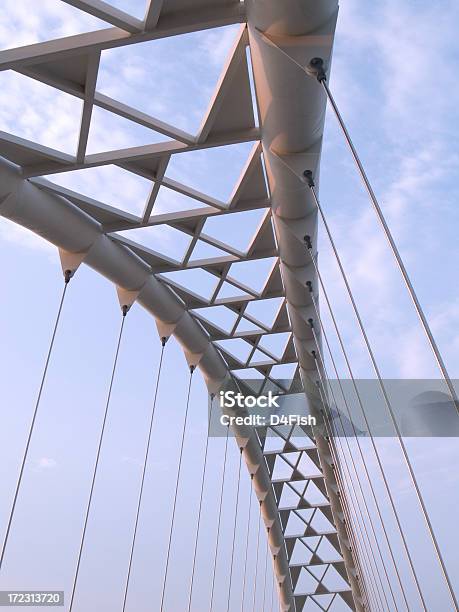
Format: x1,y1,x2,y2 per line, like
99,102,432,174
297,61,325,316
0,2,365,610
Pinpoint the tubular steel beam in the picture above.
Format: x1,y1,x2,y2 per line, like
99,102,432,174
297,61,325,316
246,1,364,609
0,157,296,611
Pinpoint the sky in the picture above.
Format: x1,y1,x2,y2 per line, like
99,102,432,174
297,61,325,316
0,1,458,611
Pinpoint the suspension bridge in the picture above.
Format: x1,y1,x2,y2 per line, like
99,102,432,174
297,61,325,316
0,1,457,611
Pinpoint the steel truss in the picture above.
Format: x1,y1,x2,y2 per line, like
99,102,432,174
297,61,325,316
0,1,364,610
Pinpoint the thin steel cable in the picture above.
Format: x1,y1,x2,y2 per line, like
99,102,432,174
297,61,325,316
317,390,380,612
319,378,391,610
312,337,394,612
122,338,167,612
320,395,387,611
160,365,195,612
241,474,254,612
308,286,409,610
226,447,243,612
209,424,230,612
319,75,459,414
311,361,374,609
314,374,380,612
187,395,215,612
321,74,459,608
308,180,457,609
252,501,262,611
261,528,270,611
0,275,71,572
270,563,275,612
305,239,427,610
69,306,128,612
309,243,426,610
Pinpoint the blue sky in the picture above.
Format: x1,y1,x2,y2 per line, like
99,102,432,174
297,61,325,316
0,1,458,610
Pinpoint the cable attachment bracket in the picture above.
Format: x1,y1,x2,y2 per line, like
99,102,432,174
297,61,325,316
304,235,313,250
64,269,72,284
308,318,314,329
160,336,168,347
306,57,327,83
303,169,315,188
121,305,129,317
306,280,313,293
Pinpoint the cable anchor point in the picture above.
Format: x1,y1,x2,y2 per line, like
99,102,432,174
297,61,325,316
161,336,168,347
307,57,327,83
303,169,315,188
306,280,313,293
64,269,72,284
121,305,129,317
304,235,313,250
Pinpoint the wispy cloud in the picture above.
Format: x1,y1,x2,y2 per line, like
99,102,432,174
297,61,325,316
0,71,82,154
0,217,55,255
319,0,459,378
45,165,152,217
34,456,58,471
96,24,240,133
0,0,106,51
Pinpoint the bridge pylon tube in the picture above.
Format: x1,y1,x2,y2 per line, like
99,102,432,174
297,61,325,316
246,1,365,609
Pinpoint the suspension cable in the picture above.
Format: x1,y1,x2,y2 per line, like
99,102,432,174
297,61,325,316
314,353,387,612
0,271,72,572
308,282,410,610
122,336,167,611
310,61,458,607
252,500,263,610
312,332,397,611
209,423,230,611
309,352,382,603
307,57,458,414
304,175,458,610
187,393,215,612
262,527,270,611
226,446,243,612
160,364,195,611
305,238,428,610
241,474,254,612
270,558,276,612
313,366,381,612
69,303,129,611
316,377,382,612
